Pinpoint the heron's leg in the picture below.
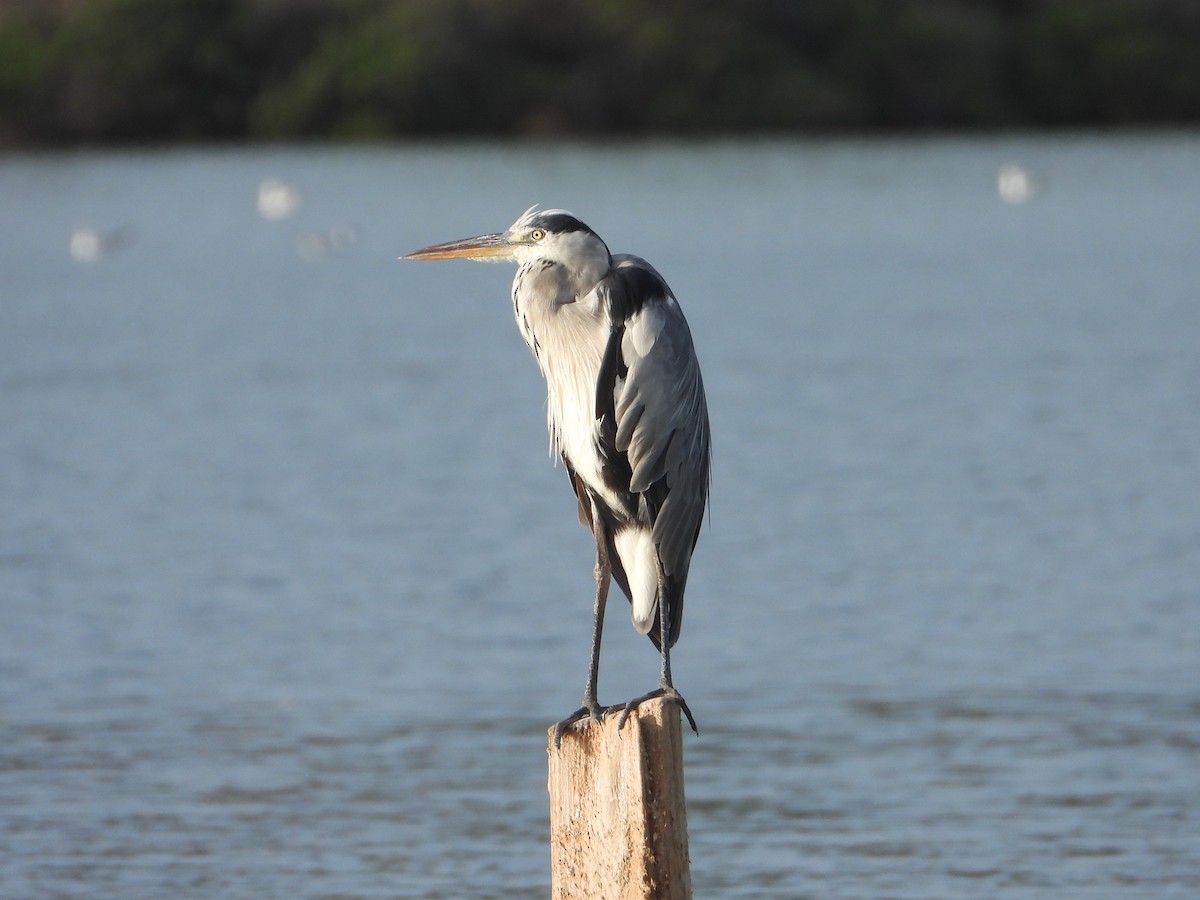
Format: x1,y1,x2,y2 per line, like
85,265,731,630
552,517,612,748
580,526,612,713
616,563,698,736
658,591,675,689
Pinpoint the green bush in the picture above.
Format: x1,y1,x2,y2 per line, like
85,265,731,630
2,0,1199,144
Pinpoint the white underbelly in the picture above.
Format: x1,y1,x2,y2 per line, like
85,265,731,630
541,345,659,632
537,330,611,496
548,376,615,507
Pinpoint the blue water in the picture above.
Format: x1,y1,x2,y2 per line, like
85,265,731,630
2,137,1199,897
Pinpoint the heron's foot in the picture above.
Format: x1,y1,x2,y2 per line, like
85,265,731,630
552,699,610,748
616,686,698,736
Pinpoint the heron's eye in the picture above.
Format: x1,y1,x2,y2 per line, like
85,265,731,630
530,229,545,242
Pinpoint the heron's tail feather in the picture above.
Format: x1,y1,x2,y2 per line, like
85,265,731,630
613,528,658,634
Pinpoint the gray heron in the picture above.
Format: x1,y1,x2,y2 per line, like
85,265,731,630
403,206,710,746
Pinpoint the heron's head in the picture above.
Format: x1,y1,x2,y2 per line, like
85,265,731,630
403,206,611,278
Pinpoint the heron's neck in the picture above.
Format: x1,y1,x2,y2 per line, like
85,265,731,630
567,256,610,300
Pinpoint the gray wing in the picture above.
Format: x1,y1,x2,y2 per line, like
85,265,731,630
602,255,710,581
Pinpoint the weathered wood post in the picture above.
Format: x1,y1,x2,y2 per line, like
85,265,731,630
547,697,692,899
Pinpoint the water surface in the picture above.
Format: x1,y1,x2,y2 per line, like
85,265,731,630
2,137,1199,897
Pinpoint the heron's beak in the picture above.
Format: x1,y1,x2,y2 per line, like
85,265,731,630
401,232,513,261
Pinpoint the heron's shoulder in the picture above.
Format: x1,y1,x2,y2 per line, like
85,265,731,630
610,253,669,287
603,254,674,323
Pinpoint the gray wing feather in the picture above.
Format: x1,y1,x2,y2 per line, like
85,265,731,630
608,259,710,580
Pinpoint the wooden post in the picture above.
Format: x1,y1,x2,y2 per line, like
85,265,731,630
547,697,692,900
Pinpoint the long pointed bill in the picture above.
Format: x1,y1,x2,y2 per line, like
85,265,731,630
401,232,512,261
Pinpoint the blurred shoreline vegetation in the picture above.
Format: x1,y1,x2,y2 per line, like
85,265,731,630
2,0,1199,146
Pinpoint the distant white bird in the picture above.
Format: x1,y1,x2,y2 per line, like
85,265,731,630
257,178,301,220
404,207,710,746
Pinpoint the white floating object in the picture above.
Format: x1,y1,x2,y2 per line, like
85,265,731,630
293,232,332,261
996,163,1041,205
294,224,360,260
257,178,301,220
69,225,132,262
327,223,359,251
69,227,103,263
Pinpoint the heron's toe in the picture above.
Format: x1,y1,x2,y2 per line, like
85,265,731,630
615,687,698,735
552,702,611,748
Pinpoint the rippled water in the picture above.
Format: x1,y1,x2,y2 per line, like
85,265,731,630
2,137,1199,897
